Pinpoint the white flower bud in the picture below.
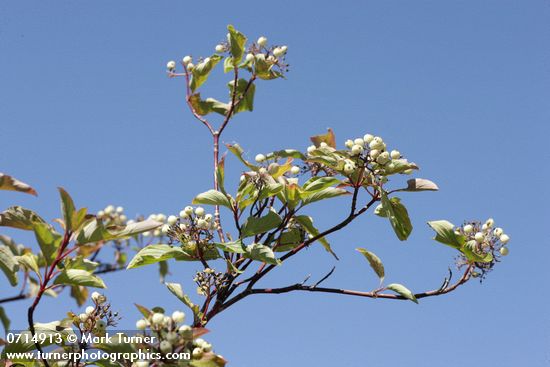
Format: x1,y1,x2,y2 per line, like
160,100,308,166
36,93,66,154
160,340,172,354
273,47,285,57
116,206,124,213
485,218,494,227
320,142,328,148
157,214,167,222
245,53,255,62
166,332,178,343
376,151,391,165
104,205,115,214
172,311,186,323
494,227,503,237
307,145,316,154
204,213,213,222
481,223,488,231
369,149,380,159
192,347,203,359
85,306,95,315
390,150,401,159
182,56,192,65
463,224,473,234
351,144,363,156
135,361,149,367
142,231,151,237
79,313,88,322
499,234,510,244
97,210,105,217
119,215,127,222
345,139,354,148
178,325,192,335
167,215,178,225
194,207,205,217
474,232,485,243
187,63,195,71
196,219,208,229
363,134,374,143
153,229,161,237
353,138,364,146
290,166,300,175
240,175,246,182
281,45,288,53
166,61,176,70
369,137,384,150
161,224,170,234
91,292,104,303
257,36,268,46
344,163,355,174
215,44,224,53
136,319,148,330
184,206,194,215
499,247,509,256
255,154,266,162
258,167,267,174
202,343,212,352
151,313,164,325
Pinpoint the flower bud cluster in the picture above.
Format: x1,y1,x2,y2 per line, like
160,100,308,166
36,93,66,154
342,134,413,176
133,309,217,365
73,292,119,335
194,268,229,296
458,218,511,277
97,205,128,226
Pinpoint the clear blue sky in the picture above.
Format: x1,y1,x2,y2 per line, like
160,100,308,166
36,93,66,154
1,1,549,366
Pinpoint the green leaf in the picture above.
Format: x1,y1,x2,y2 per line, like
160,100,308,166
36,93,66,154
241,210,282,238
295,215,338,259
399,178,439,192
386,283,418,304
356,248,385,284
301,187,349,206
302,177,341,193
214,240,246,254
16,253,40,276
70,285,89,307
227,24,247,65
0,235,22,255
223,56,234,72
0,206,46,231
53,269,106,288
383,159,419,175
0,306,10,336
310,129,336,148
274,229,302,252
265,149,306,160
76,218,161,244
134,303,153,318
32,222,62,265
216,154,226,194
58,187,76,231
0,173,37,196
254,54,282,80
380,192,413,241
127,244,192,269
165,282,202,325
1,320,75,356
462,240,494,263
244,243,280,265
189,93,230,116
228,78,255,113
226,143,258,170
192,189,232,208
427,220,465,249
0,245,19,286
190,54,223,91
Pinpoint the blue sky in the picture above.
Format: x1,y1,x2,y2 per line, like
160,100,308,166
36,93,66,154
1,1,549,366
